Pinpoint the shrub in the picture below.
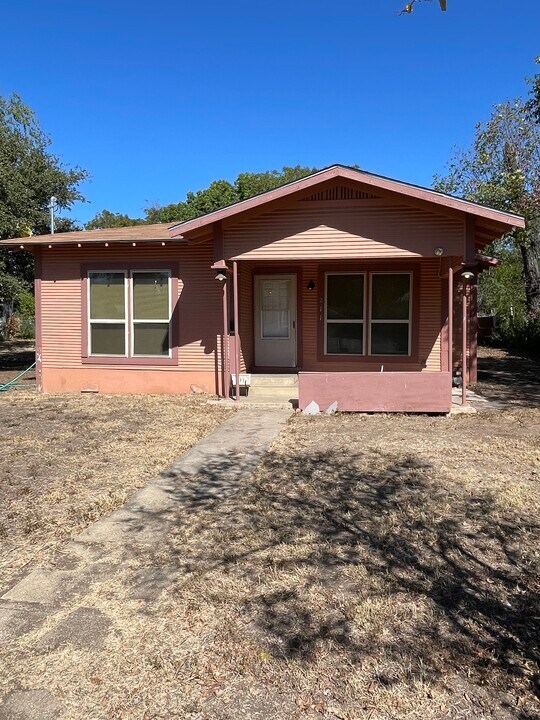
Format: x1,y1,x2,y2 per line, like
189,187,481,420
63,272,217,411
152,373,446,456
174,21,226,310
16,291,35,318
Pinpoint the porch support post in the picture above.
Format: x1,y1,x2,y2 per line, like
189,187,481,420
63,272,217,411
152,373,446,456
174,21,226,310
448,263,453,377
233,260,240,402
462,280,468,406
222,277,229,398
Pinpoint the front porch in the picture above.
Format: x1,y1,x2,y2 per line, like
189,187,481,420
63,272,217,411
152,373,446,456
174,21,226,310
219,257,473,414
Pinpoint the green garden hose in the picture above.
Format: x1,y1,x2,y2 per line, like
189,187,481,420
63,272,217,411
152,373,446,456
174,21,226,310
0,362,36,392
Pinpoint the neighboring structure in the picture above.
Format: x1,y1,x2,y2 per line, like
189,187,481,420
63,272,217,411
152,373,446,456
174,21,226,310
0,166,524,412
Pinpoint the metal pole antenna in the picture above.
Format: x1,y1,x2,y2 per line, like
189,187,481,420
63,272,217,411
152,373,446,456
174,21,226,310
49,196,57,234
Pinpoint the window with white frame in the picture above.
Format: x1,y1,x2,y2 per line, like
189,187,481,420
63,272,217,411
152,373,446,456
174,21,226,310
88,270,172,358
325,273,365,354
324,271,412,357
369,273,411,356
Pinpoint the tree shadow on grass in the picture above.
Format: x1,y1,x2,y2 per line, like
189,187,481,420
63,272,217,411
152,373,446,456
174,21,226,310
476,347,540,408
155,447,540,716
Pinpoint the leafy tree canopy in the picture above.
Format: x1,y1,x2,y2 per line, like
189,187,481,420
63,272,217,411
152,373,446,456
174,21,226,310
143,166,319,225
85,209,146,230
434,91,540,334
0,93,88,284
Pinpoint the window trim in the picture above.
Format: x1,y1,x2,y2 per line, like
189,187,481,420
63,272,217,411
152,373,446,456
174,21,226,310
317,263,420,365
324,271,366,356
81,262,178,366
368,271,412,357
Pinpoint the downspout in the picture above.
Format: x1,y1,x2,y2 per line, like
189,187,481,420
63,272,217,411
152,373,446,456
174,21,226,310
34,247,43,393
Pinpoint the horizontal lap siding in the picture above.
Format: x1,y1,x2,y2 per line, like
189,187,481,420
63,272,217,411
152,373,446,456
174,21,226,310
40,244,220,372
420,259,442,371
224,203,464,260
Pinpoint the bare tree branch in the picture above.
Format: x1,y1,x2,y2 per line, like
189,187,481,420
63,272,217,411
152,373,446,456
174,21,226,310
398,0,447,15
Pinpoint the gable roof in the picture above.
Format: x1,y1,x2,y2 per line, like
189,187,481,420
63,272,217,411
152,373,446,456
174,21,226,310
0,164,525,248
168,164,525,238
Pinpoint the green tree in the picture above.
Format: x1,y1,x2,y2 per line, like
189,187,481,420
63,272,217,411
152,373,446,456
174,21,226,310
435,96,540,334
0,94,88,285
0,272,24,306
144,166,318,224
234,166,319,200
85,209,145,230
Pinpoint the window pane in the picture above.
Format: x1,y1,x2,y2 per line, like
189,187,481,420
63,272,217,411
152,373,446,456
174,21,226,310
89,273,125,320
261,280,290,338
371,274,410,320
327,322,363,354
327,274,364,320
371,323,409,355
90,323,125,355
133,272,170,320
262,311,289,338
133,323,170,356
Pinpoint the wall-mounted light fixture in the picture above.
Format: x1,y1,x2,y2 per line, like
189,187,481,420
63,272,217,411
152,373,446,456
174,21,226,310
215,271,227,282
434,247,444,256
461,270,475,281
307,279,315,291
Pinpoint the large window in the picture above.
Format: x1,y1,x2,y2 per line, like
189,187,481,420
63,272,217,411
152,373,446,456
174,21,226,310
324,271,412,357
88,270,172,358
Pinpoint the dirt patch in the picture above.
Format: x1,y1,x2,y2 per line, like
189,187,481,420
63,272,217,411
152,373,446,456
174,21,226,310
0,390,234,593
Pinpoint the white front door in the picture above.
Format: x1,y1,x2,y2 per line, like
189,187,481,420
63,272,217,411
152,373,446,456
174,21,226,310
254,275,297,367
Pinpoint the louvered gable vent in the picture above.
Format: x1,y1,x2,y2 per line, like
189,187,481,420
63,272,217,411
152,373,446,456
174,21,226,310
299,185,381,202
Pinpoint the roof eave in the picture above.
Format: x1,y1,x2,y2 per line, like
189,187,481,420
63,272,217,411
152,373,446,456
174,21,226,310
167,165,526,238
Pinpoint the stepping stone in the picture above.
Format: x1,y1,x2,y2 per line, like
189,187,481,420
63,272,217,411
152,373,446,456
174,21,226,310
36,607,111,652
0,689,62,720
0,605,46,645
1,570,81,608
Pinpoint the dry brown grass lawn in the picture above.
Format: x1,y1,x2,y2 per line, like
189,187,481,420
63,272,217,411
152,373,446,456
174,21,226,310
0,390,234,593
1,343,539,719
2,406,539,719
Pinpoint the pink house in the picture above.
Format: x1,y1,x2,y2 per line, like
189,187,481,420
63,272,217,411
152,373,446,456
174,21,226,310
1,166,524,412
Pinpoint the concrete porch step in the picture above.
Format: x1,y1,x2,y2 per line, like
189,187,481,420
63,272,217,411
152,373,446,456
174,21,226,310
247,389,298,403
249,374,298,388
208,397,297,410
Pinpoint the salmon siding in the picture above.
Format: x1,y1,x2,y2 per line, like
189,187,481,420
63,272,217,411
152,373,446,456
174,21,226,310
3,166,524,411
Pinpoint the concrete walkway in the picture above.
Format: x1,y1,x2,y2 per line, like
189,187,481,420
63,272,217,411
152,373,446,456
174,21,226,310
451,386,508,412
0,409,290,720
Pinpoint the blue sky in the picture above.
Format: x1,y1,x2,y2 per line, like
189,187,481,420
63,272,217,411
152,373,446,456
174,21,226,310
2,1,539,225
